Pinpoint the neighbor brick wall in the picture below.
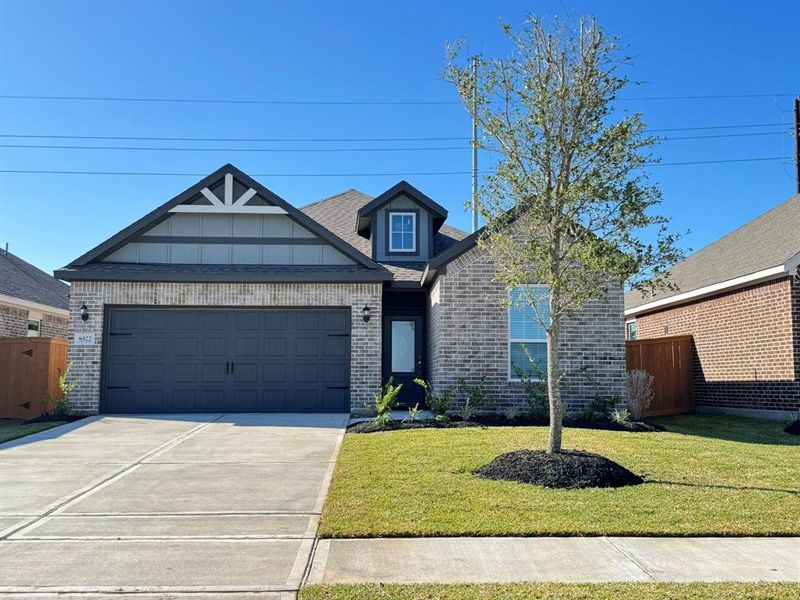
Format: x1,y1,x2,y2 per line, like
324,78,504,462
427,244,627,414
67,281,382,414
40,313,69,339
635,277,799,413
0,304,28,337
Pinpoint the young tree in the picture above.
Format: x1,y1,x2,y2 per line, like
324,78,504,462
445,16,682,454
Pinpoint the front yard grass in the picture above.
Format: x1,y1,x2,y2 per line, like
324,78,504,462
300,583,800,600
319,415,799,538
0,419,68,444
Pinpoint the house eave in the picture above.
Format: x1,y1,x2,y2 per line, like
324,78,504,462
0,292,70,318
625,262,794,317
53,269,394,284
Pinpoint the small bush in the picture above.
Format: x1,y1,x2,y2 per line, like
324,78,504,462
582,395,619,422
610,407,630,425
373,378,403,425
457,377,493,421
503,405,522,421
627,369,655,420
514,365,548,420
414,378,453,421
44,361,76,417
404,403,421,423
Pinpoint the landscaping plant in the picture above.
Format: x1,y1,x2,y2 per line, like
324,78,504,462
457,377,492,421
405,403,422,423
45,360,76,418
413,378,453,422
514,365,548,420
627,369,655,420
373,378,403,425
445,16,682,453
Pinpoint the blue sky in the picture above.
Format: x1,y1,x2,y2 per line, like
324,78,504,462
1,0,798,274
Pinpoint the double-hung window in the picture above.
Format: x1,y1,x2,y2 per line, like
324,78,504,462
508,285,550,381
27,319,41,337
389,212,416,252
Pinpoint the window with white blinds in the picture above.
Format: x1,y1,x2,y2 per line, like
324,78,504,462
508,285,550,381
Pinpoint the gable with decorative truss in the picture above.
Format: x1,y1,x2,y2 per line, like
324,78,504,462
100,170,356,267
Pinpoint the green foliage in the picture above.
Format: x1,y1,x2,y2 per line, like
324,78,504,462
414,378,454,421
373,378,403,425
405,403,421,423
582,395,620,422
457,377,493,421
610,408,631,425
444,15,684,453
45,360,76,417
513,365,548,420
503,405,522,421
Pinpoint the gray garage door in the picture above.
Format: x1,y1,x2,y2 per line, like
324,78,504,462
101,308,350,413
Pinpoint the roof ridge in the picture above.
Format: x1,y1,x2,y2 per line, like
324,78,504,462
300,188,371,210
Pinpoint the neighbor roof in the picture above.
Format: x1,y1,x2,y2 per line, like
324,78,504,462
0,251,69,310
626,193,800,314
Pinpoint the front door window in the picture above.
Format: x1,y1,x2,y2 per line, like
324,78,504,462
391,320,415,373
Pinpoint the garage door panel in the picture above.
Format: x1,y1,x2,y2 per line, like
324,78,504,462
102,308,350,413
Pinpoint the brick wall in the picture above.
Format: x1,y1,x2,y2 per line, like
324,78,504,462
0,304,27,337
67,281,383,414
40,313,69,339
635,277,799,413
427,245,627,414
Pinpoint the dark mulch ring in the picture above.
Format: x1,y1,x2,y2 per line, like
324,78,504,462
347,415,664,434
785,419,800,436
476,449,645,489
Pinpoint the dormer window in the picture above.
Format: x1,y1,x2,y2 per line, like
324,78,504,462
389,212,416,253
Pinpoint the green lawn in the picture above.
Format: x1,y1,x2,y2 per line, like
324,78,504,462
0,419,68,444
319,415,799,538
300,583,800,600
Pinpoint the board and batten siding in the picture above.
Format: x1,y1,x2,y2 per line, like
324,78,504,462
103,213,355,266
372,195,433,262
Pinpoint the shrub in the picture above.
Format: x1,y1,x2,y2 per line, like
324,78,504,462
627,369,655,420
582,395,619,422
609,407,631,425
503,405,522,421
45,361,76,417
457,377,493,421
404,403,421,423
413,378,453,422
514,365,548,420
373,378,403,425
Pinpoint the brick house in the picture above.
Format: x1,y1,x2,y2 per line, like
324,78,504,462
625,193,800,420
0,249,69,339
55,164,626,415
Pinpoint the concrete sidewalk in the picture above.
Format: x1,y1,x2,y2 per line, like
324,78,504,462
307,537,800,585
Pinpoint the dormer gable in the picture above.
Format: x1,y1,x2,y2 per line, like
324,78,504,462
355,181,448,262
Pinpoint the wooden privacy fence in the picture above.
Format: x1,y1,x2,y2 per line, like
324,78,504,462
626,335,694,417
0,337,68,419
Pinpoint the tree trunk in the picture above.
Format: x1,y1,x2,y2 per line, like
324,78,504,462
546,317,563,454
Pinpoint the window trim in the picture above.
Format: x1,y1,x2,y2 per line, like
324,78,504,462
27,318,41,338
626,319,638,341
388,211,417,253
507,284,550,382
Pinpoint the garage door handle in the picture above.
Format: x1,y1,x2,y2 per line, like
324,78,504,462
225,361,230,375
230,361,235,374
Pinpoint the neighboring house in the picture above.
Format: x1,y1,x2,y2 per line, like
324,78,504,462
0,250,69,339
625,193,800,420
55,164,626,415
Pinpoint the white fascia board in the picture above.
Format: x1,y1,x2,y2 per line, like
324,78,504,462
625,264,788,317
168,205,287,214
0,293,69,318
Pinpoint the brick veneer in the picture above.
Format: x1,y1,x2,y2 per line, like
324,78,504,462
67,281,383,414
40,313,69,339
0,304,28,337
427,245,627,413
635,277,799,413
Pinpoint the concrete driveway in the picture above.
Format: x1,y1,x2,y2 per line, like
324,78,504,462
0,413,347,599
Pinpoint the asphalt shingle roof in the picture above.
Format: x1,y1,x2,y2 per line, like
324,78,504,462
0,251,69,310
300,189,469,271
625,193,800,311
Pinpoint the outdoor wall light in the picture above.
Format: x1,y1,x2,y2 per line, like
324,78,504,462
362,305,371,323
80,304,89,322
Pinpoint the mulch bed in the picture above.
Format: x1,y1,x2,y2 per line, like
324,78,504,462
785,420,800,436
24,414,84,424
348,415,664,434
475,449,644,489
